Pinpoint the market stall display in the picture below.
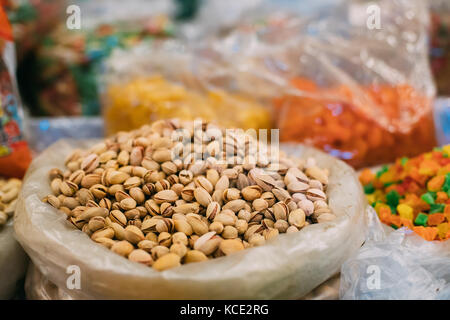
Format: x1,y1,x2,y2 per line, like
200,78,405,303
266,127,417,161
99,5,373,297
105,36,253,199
14,119,366,299
360,145,450,241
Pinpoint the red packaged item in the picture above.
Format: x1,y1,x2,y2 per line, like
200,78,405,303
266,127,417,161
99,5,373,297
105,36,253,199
0,6,31,178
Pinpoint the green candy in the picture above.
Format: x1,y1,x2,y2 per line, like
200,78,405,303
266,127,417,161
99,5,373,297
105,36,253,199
400,157,408,166
421,192,435,205
376,165,389,178
414,213,428,226
364,183,375,194
430,204,445,214
386,190,401,208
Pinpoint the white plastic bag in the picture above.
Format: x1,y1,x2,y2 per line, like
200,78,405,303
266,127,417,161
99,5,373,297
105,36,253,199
0,220,28,299
15,140,367,299
340,207,450,300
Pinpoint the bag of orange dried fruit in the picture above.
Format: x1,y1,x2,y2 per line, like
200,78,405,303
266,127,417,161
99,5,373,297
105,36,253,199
268,0,437,169
0,5,31,178
360,145,450,241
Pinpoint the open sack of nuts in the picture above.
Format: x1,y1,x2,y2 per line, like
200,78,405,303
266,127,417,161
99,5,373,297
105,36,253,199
0,178,28,299
15,119,367,299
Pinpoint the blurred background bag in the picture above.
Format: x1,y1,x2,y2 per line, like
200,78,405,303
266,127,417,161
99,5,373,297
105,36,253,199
0,4,31,178
195,0,437,169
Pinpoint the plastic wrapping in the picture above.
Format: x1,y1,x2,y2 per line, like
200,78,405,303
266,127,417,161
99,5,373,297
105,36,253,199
0,220,29,300
0,5,31,178
20,0,175,116
15,140,366,299
101,41,272,135
25,264,341,300
199,0,437,168
340,207,450,300
25,117,104,154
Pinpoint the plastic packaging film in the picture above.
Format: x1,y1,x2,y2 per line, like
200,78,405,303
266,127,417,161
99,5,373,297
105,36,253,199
15,140,367,299
194,0,437,168
340,207,450,300
0,220,29,299
101,41,272,135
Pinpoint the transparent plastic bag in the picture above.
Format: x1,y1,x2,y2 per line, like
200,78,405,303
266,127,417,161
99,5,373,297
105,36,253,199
340,207,450,300
0,220,28,299
15,140,367,299
199,0,437,169
101,40,272,136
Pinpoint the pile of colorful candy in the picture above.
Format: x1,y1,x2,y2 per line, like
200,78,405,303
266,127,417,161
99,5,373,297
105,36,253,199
274,78,437,169
360,145,450,241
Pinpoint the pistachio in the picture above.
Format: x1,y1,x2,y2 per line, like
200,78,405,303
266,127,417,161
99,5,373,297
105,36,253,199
306,188,327,202
206,202,220,221
248,233,265,246
306,166,329,185
194,232,221,255
111,240,134,257
184,250,208,264
219,239,244,255
274,220,289,233
138,240,158,252
193,187,212,207
154,190,178,204
288,209,306,228
187,216,209,236
172,232,189,246
151,246,170,261
194,176,214,194
124,225,145,244
170,243,188,257
129,249,153,266
153,253,181,271
222,226,238,239
91,227,114,241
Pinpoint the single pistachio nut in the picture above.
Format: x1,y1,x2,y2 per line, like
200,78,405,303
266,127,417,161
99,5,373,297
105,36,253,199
184,250,208,264
124,225,145,244
288,209,306,228
219,239,244,255
111,240,134,257
153,253,181,271
129,249,153,266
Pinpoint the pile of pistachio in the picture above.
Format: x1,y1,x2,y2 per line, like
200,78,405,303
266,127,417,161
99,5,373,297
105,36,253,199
0,178,22,227
43,119,335,271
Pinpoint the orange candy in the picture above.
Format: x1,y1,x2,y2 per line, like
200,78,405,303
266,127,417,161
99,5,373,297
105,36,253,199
427,213,445,226
412,226,438,241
